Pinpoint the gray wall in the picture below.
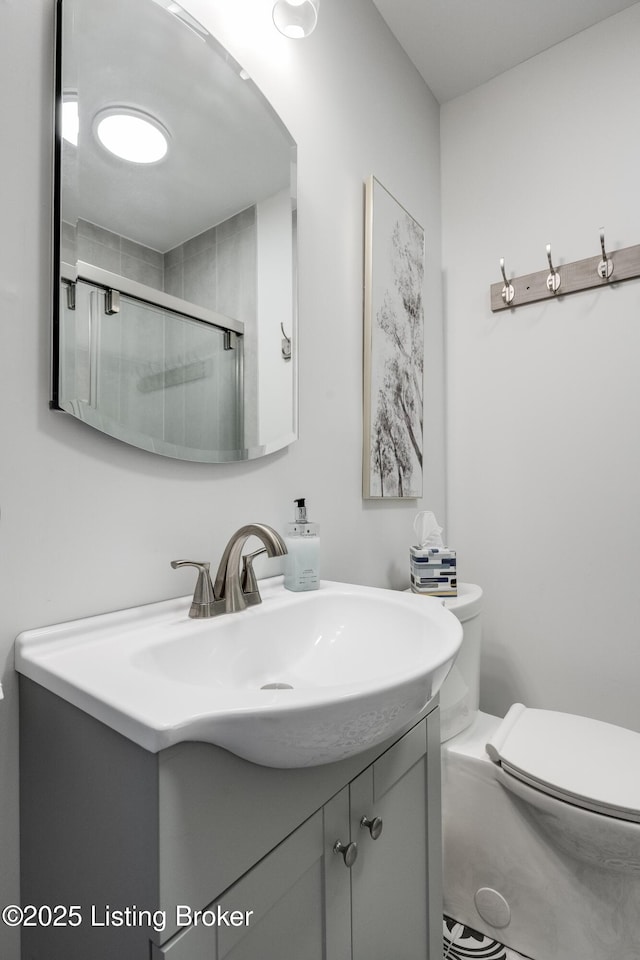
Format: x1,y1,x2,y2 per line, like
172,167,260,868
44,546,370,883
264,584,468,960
0,1,444,956
442,5,640,730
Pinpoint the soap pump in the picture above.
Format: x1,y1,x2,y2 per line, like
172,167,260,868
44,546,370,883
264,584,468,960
284,498,320,592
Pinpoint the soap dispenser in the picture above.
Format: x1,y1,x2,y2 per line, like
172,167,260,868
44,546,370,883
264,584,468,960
284,498,320,592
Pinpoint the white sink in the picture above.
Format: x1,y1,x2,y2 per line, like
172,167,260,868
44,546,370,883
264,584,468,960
15,578,462,768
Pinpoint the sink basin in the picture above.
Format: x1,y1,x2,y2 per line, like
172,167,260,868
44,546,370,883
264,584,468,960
15,578,462,768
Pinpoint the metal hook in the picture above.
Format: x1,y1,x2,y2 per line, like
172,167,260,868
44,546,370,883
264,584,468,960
280,322,292,361
546,244,561,293
499,258,514,305
597,228,613,280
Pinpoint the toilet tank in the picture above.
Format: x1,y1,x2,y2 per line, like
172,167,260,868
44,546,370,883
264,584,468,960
439,583,483,742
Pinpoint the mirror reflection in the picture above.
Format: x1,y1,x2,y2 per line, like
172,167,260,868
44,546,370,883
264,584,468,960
53,0,297,462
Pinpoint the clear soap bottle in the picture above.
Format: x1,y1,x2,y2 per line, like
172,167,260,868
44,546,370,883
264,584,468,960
284,498,320,592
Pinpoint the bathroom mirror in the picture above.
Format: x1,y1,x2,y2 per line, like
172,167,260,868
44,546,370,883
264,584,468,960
52,0,297,462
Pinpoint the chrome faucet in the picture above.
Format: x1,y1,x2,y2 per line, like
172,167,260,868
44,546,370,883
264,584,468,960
172,523,287,618
214,523,288,613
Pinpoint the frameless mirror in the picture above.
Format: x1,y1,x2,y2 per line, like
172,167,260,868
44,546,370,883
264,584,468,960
52,0,297,462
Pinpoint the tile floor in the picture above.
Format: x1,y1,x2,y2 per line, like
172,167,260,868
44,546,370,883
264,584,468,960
443,916,533,959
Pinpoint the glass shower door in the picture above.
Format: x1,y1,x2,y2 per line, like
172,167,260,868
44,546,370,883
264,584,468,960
58,279,244,460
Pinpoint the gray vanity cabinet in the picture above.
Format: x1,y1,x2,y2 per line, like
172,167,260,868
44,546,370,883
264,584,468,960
20,678,442,960
153,718,440,960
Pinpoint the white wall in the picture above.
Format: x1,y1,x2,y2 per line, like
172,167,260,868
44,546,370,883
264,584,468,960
442,5,640,730
256,188,293,447
0,1,443,955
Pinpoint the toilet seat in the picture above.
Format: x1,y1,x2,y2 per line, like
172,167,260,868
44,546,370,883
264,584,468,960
486,703,640,823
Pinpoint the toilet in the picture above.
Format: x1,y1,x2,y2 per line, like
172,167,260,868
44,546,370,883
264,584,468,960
440,584,640,960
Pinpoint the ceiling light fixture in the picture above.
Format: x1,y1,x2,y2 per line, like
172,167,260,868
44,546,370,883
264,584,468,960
94,108,169,164
272,0,319,39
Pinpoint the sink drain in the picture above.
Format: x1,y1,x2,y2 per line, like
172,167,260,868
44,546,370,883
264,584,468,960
260,682,294,690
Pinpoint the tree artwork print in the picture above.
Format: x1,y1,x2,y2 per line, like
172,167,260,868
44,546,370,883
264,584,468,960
363,176,424,498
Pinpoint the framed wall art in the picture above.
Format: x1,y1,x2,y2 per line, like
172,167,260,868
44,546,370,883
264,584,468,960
363,175,425,499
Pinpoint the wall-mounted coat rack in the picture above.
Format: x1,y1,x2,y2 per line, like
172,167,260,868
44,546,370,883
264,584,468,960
490,230,640,312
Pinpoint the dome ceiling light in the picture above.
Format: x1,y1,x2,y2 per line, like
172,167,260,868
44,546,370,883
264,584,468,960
94,107,169,164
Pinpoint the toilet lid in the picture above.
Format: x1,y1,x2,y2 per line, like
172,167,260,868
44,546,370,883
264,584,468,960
486,704,640,823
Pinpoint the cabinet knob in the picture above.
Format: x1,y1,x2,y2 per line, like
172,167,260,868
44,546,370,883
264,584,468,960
360,815,383,840
333,839,358,868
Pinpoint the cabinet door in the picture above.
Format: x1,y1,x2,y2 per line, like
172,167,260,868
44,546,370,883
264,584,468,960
154,792,352,960
155,810,327,960
152,919,218,960
349,718,437,960
218,795,352,960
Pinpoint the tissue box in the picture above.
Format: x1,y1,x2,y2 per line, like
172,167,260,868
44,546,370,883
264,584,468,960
410,546,457,597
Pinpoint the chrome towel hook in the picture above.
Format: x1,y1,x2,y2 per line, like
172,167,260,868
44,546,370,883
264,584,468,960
546,244,561,293
499,258,515,305
280,322,292,361
598,228,614,279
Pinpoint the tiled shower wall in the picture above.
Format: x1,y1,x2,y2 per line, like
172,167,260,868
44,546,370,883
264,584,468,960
163,205,257,324
62,218,165,289
63,207,257,324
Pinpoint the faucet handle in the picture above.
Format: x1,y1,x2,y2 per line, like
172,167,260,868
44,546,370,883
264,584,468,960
241,548,267,603
170,560,218,618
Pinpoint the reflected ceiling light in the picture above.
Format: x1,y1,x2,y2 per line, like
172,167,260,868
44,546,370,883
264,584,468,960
94,108,169,164
272,0,319,39
61,98,79,146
